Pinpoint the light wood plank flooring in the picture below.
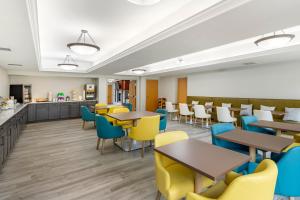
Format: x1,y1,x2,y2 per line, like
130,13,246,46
0,119,210,200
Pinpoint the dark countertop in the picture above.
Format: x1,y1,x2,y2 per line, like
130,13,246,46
0,104,27,127
28,100,97,104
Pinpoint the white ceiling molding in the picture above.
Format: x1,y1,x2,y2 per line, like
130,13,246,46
87,0,251,73
26,0,41,71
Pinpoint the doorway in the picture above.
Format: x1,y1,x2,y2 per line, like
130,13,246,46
177,77,187,103
146,79,158,111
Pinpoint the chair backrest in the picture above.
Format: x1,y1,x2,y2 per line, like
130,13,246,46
253,110,273,121
221,159,277,200
123,103,133,111
96,103,107,107
107,105,123,114
95,114,114,138
222,103,232,108
211,123,247,151
134,115,160,141
165,102,175,112
179,103,190,115
217,107,232,122
156,109,167,118
155,131,189,195
194,105,207,118
275,146,300,197
112,107,130,113
205,102,213,113
81,105,94,121
241,116,258,130
191,101,199,105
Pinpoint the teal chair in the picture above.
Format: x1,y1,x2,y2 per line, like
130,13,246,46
95,115,125,154
241,116,276,135
248,147,300,199
81,106,95,129
211,123,262,173
156,109,167,132
123,103,133,111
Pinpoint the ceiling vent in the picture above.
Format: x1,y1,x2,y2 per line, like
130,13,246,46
0,47,11,52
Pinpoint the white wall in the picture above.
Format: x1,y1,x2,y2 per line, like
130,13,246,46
187,61,300,99
9,75,96,99
158,76,178,102
0,67,9,97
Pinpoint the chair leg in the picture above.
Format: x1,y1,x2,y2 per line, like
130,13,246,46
96,138,100,150
94,121,96,128
101,139,105,155
141,141,145,158
129,139,133,151
289,197,295,200
120,137,124,148
82,121,85,129
156,190,161,200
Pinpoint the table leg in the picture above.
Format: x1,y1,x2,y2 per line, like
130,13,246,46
231,111,235,117
249,147,256,162
189,115,193,125
195,173,205,193
276,129,282,136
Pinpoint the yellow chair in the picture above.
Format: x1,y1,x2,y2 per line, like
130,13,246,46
283,142,300,152
128,115,160,158
293,134,300,143
95,103,107,115
105,105,123,124
112,107,133,129
155,131,213,200
186,159,278,200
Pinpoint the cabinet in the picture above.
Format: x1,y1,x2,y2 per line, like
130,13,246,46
49,103,60,120
27,104,36,122
36,104,49,121
69,102,80,118
0,127,4,169
60,103,70,119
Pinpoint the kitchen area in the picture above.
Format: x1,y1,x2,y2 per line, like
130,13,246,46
0,75,98,169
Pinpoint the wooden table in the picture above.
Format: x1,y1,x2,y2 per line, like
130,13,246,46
107,111,163,126
249,120,300,136
216,129,293,162
228,107,246,117
154,139,250,193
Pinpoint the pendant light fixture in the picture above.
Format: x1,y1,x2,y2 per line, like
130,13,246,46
57,55,78,70
67,30,100,55
132,68,146,75
128,0,160,6
254,31,295,49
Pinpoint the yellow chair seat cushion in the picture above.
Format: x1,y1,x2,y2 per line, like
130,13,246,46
105,116,116,123
166,164,195,200
116,120,133,129
96,109,107,115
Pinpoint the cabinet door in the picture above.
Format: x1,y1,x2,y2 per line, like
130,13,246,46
27,104,36,122
0,127,4,168
36,104,49,121
60,103,70,119
69,103,80,118
49,103,60,120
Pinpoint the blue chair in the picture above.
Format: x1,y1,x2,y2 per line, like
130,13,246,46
123,103,133,111
81,106,95,129
156,109,168,132
211,123,262,173
241,116,276,135
95,115,125,154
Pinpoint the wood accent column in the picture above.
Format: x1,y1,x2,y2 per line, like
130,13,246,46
129,80,136,111
146,80,158,111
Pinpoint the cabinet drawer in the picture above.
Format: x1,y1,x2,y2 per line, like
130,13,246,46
36,104,49,121
49,103,60,120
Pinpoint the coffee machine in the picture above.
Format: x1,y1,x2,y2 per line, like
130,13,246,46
84,84,96,100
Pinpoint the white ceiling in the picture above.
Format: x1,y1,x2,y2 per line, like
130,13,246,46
0,0,38,71
1,0,300,77
36,0,222,72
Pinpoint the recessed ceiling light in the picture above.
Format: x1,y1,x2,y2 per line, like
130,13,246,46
128,0,160,6
132,69,146,75
67,30,100,55
0,47,11,52
57,55,79,70
254,32,295,49
8,64,23,67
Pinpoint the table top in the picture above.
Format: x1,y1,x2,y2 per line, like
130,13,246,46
107,111,163,121
154,139,250,180
217,129,293,153
249,120,300,132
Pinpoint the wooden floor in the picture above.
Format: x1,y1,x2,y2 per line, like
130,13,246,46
0,119,210,200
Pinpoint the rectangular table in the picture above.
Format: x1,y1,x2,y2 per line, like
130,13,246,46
249,120,300,136
216,129,293,161
107,111,163,152
154,139,250,193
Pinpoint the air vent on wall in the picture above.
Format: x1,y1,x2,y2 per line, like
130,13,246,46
243,62,257,65
8,64,23,67
0,47,11,52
